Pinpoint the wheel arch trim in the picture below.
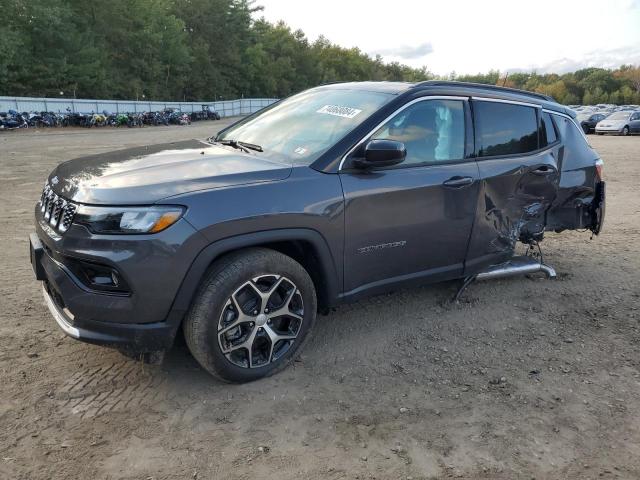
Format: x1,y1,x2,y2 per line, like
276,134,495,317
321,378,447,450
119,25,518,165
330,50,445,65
167,228,341,324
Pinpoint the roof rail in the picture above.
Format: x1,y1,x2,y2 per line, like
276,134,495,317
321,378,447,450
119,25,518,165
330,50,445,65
413,81,554,102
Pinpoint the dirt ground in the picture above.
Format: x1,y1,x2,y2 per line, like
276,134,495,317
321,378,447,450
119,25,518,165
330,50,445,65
1,123,639,480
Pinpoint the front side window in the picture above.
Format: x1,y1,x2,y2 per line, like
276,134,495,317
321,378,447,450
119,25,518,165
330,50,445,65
475,101,539,157
369,99,465,165
216,88,392,165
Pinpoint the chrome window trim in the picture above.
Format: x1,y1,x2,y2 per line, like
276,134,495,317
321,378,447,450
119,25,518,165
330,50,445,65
543,109,573,120
471,96,541,109
338,95,468,171
338,95,552,171
545,109,590,144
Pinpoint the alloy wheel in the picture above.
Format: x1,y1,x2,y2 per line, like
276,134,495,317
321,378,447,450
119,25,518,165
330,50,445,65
217,274,304,368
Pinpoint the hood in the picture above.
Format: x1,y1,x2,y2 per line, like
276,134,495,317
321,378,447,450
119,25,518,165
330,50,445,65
597,119,626,128
49,139,292,204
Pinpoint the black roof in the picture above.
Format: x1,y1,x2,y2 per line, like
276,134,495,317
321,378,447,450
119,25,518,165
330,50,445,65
318,80,572,116
317,81,413,94
413,80,554,102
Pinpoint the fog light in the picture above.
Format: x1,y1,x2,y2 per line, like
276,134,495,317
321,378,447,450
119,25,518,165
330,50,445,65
63,257,130,294
85,264,119,287
89,270,119,287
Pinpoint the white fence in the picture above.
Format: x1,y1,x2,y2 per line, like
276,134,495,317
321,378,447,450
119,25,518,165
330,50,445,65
0,96,278,118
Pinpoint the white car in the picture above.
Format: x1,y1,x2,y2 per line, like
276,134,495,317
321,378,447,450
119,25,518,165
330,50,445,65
595,110,640,136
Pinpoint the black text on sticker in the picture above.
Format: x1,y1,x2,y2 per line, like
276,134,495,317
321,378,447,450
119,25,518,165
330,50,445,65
317,105,363,119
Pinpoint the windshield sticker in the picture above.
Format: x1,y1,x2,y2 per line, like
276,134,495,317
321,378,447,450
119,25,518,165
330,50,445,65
317,105,362,119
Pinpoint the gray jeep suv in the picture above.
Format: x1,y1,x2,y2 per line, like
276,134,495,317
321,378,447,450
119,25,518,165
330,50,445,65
30,81,605,382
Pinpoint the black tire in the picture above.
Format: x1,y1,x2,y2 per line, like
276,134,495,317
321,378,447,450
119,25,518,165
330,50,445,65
621,126,629,136
183,248,317,383
582,124,590,134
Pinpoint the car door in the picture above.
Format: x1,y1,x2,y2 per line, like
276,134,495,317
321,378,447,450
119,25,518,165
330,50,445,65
464,100,560,274
630,112,640,133
592,114,605,130
339,97,479,296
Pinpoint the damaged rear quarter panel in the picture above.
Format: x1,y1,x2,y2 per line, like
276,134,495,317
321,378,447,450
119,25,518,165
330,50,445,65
545,114,602,232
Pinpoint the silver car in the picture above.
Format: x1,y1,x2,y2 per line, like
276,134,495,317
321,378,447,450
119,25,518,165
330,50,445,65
595,110,640,135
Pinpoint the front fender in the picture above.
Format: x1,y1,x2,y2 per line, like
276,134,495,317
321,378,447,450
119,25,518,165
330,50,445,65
167,228,341,322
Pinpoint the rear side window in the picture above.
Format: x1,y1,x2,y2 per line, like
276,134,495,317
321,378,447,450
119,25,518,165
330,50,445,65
540,112,558,147
475,101,539,157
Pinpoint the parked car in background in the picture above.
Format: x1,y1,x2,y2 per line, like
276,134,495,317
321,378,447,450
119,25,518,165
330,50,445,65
595,110,640,135
577,112,609,134
30,81,606,382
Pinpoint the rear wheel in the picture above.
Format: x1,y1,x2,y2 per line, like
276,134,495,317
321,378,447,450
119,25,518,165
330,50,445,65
183,248,317,383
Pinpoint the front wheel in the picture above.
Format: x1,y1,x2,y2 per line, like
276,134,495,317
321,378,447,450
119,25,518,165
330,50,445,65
183,248,317,383
621,126,630,136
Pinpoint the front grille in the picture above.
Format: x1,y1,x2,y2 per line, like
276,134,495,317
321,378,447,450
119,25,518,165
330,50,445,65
39,183,77,233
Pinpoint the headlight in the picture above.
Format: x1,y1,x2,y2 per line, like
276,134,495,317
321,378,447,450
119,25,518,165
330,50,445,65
74,205,185,234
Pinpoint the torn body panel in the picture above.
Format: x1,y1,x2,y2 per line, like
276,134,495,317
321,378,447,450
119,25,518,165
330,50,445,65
464,149,560,276
464,113,604,277
545,114,605,234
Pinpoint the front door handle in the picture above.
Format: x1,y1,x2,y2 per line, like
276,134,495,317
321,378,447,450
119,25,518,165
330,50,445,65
443,176,474,188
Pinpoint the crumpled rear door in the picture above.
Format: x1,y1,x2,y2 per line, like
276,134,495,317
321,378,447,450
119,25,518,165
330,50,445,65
464,149,560,274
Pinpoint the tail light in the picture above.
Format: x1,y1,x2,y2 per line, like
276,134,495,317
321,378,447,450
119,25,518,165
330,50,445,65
595,159,604,180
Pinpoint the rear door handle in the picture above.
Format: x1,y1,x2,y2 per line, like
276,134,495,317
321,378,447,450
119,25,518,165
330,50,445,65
443,176,474,188
531,165,556,175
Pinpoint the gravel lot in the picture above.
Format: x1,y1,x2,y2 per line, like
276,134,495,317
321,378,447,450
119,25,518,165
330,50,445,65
1,124,639,480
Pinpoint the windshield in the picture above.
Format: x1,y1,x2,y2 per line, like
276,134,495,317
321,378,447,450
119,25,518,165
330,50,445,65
607,111,632,120
216,88,393,164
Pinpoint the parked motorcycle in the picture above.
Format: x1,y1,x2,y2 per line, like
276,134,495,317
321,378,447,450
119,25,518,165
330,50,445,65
0,110,28,130
1,104,223,131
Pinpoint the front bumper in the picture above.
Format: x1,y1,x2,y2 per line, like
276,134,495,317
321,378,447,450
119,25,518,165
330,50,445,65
30,207,204,351
42,281,179,351
595,126,623,134
32,232,181,352
31,232,180,351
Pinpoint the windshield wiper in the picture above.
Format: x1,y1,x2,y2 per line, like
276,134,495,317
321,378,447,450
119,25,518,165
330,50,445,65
217,139,263,153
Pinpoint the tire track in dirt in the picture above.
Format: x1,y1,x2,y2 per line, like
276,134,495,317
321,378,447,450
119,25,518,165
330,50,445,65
54,360,170,419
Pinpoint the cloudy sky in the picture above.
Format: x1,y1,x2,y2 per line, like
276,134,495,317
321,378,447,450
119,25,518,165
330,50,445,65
255,0,640,75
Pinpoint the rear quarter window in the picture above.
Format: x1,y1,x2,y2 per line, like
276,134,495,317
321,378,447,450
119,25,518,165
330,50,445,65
474,101,539,157
540,112,558,147
551,113,597,167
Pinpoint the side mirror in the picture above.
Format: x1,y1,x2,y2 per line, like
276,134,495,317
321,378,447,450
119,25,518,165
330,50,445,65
353,139,406,169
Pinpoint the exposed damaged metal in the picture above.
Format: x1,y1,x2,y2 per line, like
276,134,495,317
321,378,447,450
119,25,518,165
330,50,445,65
476,255,557,281
454,253,557,302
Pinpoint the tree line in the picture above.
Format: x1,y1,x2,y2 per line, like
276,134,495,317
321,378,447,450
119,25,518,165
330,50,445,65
1,0,639,105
